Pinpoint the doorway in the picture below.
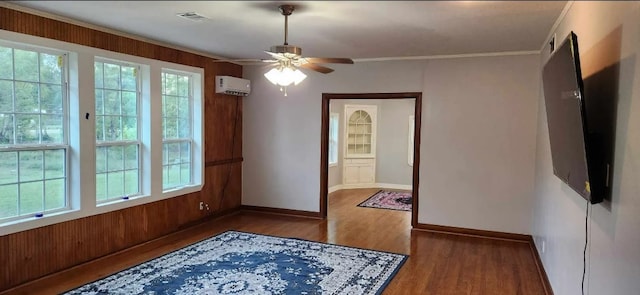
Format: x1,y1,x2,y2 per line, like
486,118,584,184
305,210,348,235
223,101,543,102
320,92,422,227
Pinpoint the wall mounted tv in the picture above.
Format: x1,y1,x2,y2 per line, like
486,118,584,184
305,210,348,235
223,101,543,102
542,31,610,204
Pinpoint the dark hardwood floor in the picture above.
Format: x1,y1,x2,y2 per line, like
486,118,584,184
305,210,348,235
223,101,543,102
1,188,546,294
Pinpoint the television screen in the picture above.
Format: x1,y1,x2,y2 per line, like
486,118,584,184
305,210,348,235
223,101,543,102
542,32,596,203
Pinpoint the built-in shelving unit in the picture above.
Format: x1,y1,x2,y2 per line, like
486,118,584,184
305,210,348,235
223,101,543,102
343,105,377,185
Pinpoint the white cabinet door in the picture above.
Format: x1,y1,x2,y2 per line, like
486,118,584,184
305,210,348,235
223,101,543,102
343,158,376,185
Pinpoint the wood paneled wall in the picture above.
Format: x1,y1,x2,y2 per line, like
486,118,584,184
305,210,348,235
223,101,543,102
0,7,243,291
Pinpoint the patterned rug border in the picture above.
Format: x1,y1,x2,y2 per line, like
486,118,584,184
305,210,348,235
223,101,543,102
357,190,413,212
64,230,409,294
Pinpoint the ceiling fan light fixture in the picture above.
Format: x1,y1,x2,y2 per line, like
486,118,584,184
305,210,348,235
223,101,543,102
264,67,307,87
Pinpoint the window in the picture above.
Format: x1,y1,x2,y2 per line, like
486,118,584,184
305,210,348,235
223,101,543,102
162,71,192,190
408,115,415,166
94,59,140,202
329,112,339,166
0,30,205,235
0,43,68,222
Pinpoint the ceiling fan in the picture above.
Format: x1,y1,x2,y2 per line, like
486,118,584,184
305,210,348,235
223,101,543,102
261,4,354,75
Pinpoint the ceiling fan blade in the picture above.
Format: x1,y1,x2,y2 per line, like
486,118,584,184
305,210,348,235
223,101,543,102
299,63,334,74
303,57,354,64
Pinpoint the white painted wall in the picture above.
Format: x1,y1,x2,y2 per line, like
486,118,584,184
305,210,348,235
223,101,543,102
328,99,415,189
418,55,540,234
243,54,539,235
532,2,640,294
243,61,424,211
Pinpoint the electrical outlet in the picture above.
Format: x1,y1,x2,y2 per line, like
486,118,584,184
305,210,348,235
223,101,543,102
542,240,546,253
199,201,204,210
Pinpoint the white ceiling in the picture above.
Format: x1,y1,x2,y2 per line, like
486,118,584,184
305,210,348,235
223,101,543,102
8,1,567,61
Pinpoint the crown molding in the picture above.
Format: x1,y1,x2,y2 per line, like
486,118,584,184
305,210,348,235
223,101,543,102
352,50,540,63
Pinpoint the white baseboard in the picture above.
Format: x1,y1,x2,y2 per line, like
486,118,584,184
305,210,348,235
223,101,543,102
328,183,412,194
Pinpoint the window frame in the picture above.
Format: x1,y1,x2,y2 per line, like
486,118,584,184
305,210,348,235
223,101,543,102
0,40,71,223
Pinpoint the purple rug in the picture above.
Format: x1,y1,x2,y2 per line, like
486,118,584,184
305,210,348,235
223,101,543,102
357,190,412,211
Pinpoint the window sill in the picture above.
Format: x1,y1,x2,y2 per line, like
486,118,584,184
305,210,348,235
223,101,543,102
329,162,338,168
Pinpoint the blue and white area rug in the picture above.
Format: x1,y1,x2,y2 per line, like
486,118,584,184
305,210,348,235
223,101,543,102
65,231,407,294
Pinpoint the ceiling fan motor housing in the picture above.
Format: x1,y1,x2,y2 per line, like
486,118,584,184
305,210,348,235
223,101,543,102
270,45,302,56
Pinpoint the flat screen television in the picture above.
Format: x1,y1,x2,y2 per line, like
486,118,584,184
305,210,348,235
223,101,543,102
542,32,605,204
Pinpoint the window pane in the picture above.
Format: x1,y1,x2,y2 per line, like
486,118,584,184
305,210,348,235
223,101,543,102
164,95,177,118
122,116,137,140
124,145,138,170
14,81,38,113
19,181,43,214
162,165,171,189
95,89,104,115
104,116,122,141
19,151,43,182
13,49,38,82
180,142,191,163
94,62,103,88
0,46,13,80
180,163,190,184
95,116,104,141
167,143,180,165
106,145,123,172
121,66,136,91
103,90,121,115
178,117,190,138
44,179,65,210
39,53,62,84
0,151,17,184
41,115,64,143
96,147,107,173
121,91,137,116
162,143,169,165
0,114,15,145
15,114,39,144
164,73,177,95
0,80,14,112
103,63,120,89
165,118,177,138
40,84,63,114
0,184,18,219
106,171,124,198
43,149,64,179
178,96,189,118
164,164,179,189
96,173,107,201
124,170,138,196
177,75,189,96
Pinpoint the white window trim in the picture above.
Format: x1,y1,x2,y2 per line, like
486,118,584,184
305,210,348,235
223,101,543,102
0,29,204,237
329,112,339,167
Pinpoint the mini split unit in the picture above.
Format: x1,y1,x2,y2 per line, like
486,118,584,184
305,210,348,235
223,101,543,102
215,76,251,96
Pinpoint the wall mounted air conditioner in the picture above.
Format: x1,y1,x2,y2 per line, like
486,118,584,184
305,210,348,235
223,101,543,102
215,76,251,96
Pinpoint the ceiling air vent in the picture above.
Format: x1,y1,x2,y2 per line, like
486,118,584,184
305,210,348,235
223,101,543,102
176,12,208,21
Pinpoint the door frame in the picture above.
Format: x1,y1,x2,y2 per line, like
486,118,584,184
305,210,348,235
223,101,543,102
320,92,422,227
